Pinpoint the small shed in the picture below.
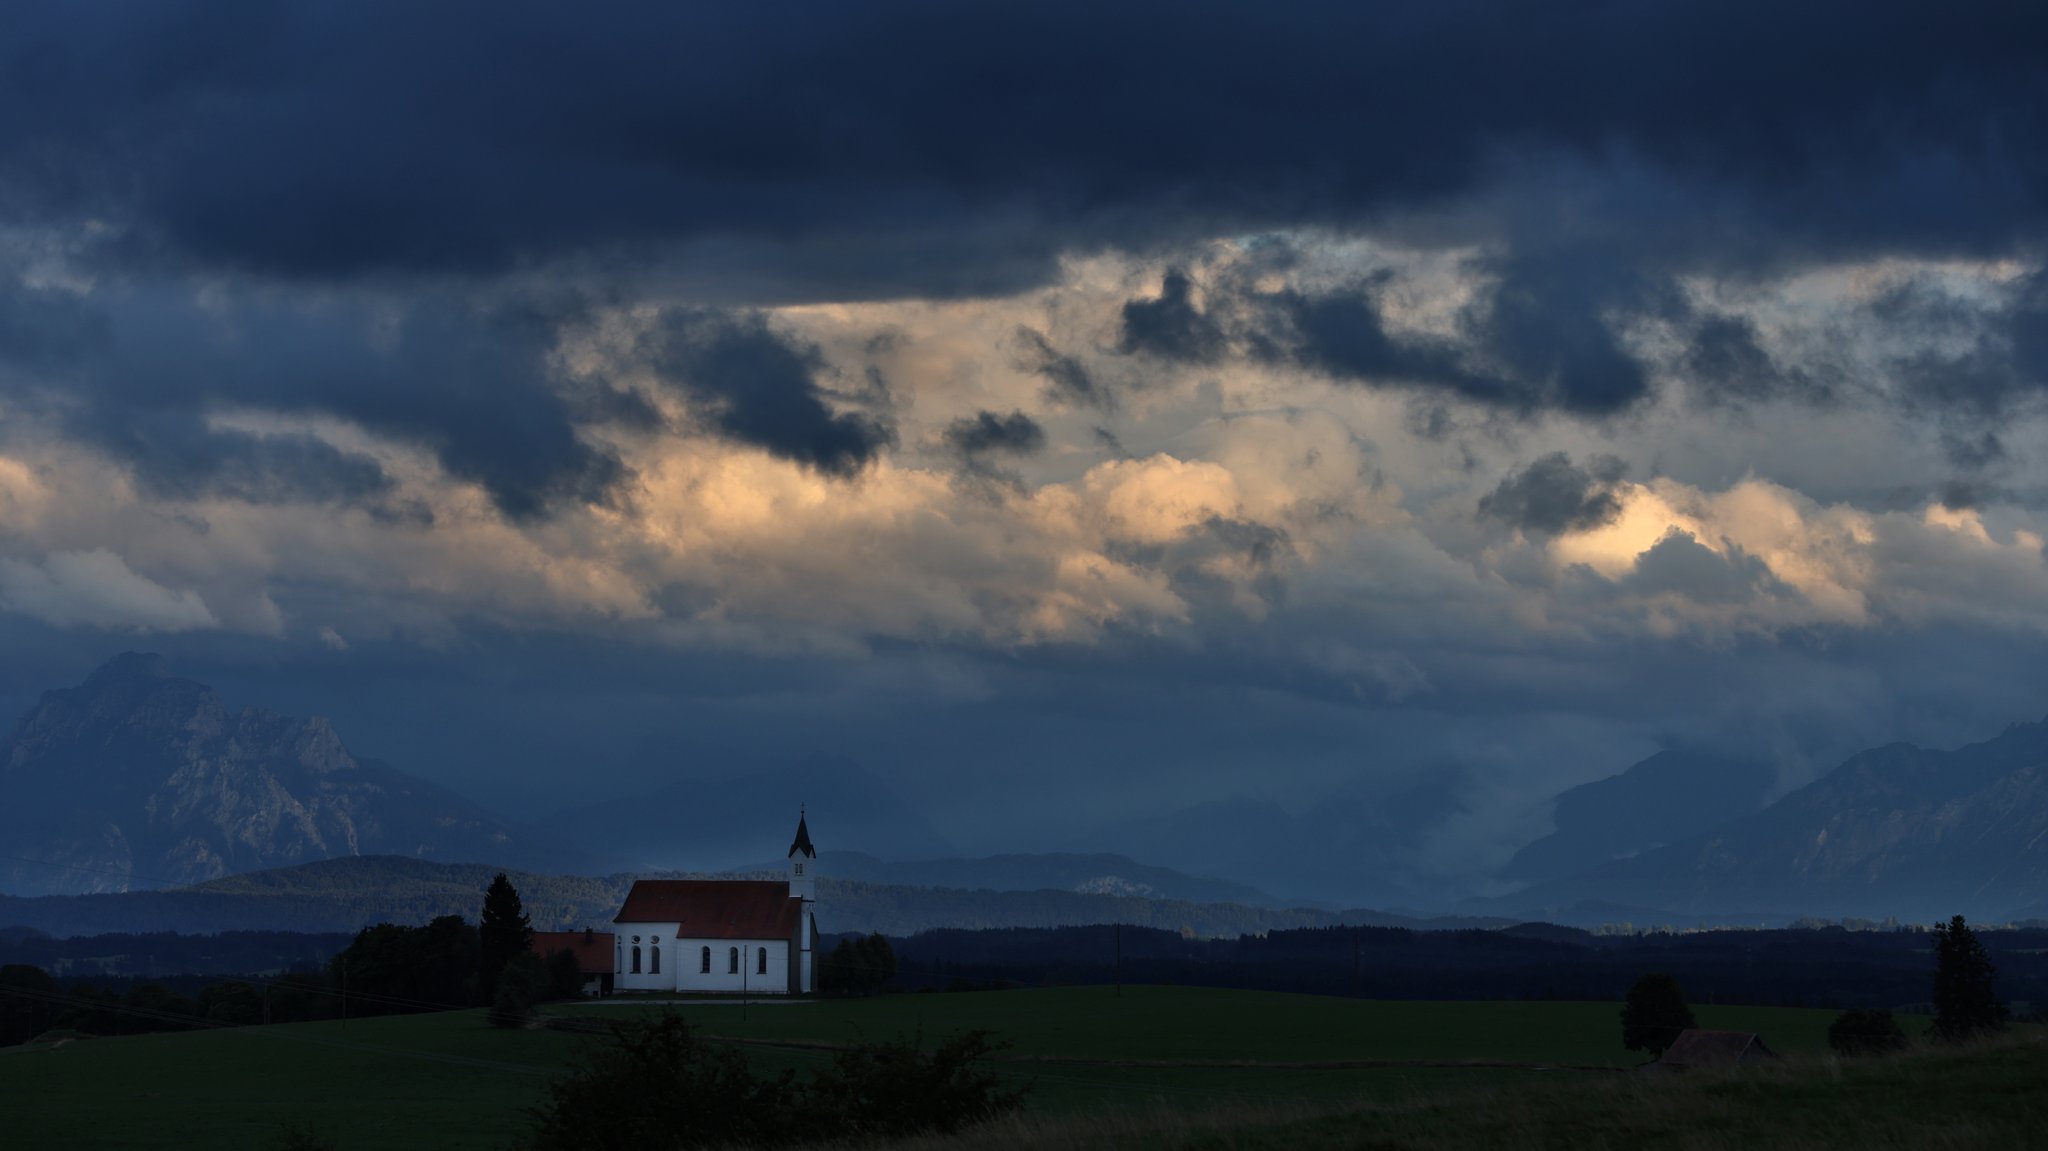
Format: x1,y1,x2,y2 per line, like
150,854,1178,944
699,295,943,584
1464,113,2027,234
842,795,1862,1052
1651,1029,1776,1071
530,928,616,996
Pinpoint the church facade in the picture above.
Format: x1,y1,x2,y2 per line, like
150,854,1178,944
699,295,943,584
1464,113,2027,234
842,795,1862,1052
610,812,819,995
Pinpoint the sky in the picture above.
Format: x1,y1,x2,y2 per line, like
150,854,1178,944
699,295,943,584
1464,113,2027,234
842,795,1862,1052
2,1,2047,898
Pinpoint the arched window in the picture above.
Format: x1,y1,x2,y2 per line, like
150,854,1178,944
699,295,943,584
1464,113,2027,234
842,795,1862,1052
757,947,768,975
650,944,660,974
727,946,739,974
701,946,711,973
631,945,641,974
795,862,804,876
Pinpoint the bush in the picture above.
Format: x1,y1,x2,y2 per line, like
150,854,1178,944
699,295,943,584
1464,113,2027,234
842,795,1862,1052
523,1013,801,1149
1828,1008,1908,1056
805,1028,1027,1140
522,1012,1024,1150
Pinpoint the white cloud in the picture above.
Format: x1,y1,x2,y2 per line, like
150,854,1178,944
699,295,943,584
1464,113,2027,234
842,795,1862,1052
0,549,217,632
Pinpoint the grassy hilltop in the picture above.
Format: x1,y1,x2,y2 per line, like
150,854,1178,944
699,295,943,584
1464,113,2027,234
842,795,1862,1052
5,986,2033,1151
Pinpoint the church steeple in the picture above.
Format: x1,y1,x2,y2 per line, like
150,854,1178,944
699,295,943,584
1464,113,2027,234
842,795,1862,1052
788,808,816,860
787,807,816,904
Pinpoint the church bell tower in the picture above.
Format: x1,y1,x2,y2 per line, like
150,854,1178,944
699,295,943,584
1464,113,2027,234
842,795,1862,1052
788,808,817,992
787,807,817,902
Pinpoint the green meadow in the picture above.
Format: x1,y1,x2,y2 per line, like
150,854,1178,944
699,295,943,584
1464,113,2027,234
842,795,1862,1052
0,987,1953,1150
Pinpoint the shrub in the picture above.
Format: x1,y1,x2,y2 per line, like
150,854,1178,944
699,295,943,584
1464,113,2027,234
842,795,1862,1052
805,1027,1027,1140
522,1013,800,1149
521,1012,1025,1149
1828,1008,1908,1056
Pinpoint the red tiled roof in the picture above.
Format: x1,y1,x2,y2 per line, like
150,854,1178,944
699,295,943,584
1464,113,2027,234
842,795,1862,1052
530,929,615,975
1661,1029,1774,1067
613,880,801,940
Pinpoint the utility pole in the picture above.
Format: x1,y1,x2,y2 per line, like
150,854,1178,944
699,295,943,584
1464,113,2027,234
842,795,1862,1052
1115,922,1122,999
340,960,348,1030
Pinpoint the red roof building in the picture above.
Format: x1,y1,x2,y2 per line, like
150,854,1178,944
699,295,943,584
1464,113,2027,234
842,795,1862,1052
608,813,820,997
528,928,616,996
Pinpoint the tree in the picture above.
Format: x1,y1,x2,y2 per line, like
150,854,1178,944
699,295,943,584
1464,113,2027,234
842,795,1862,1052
198,981,265,1027
1828,1008,1907,1056
1620,973,1696,1057
490,951,553,1029
0,964,58,1046
1932,914,2006,1043
478,872,534,1002
544,948,585,1001
821,933,898,997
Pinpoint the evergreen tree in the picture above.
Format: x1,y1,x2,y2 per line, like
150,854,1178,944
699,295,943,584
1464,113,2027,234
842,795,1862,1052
1932,914,2006,1043
1620,972,1696,1057
478,872,533,1002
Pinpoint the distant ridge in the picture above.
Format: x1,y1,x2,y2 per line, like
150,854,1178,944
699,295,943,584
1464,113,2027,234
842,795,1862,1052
0,855,1512,940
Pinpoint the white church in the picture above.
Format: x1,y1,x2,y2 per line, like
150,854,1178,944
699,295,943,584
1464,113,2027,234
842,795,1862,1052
608,811,821,995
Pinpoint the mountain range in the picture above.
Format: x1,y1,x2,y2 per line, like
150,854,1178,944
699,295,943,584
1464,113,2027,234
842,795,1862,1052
13,653,2048,927
1484,719,2048,924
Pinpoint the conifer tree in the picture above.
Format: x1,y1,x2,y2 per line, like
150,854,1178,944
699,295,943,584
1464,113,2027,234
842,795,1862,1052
478,872,534,1003
1932,914,2005,1042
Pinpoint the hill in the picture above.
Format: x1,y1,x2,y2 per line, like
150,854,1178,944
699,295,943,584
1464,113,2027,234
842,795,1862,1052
0,654,599,895
737,849,1288,907
0,855,1503,939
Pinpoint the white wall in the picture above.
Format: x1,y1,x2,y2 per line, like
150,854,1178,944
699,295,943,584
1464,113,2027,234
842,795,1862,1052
672,937,792,995
612,923,794,994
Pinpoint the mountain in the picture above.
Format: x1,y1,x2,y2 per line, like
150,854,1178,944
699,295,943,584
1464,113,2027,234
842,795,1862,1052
1499,749,1777,886
0,855,1511,939
741,850,1287,907
542,754,956,870
1071,773,1470,906
0,653,599,896
1486,718,2048,923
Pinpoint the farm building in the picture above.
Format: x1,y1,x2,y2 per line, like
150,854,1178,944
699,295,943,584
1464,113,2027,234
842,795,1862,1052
1648,1029,1776,1072
528,928,615,996
609,811,820,995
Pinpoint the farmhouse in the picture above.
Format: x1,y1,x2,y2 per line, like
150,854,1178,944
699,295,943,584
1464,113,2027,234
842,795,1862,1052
610,811,820,995
529,928,615,996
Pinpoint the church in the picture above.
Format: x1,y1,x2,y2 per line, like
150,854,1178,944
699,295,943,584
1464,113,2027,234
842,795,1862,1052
609,811,820,995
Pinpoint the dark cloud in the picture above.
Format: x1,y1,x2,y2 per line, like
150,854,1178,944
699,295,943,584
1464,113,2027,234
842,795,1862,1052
1478,452,1629,535
942,410,1046,459
1619,529,1786,605
1121,254,1672,415
80,412,393,508
1118,269,1227,364
1,1,2039,296
4,287,623,519
1014,326,1110,411
1681,314,1837,406
644,310,894,476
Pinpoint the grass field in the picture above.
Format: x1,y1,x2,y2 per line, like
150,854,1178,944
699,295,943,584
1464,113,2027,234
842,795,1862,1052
0,987,1940,1149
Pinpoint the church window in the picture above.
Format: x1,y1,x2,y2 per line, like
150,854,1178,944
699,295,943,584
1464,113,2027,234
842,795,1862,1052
757,947,768,975
701,946,711,973
728,946,739,974
795,863,804,876
651,944,660,974
631,946,641,974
